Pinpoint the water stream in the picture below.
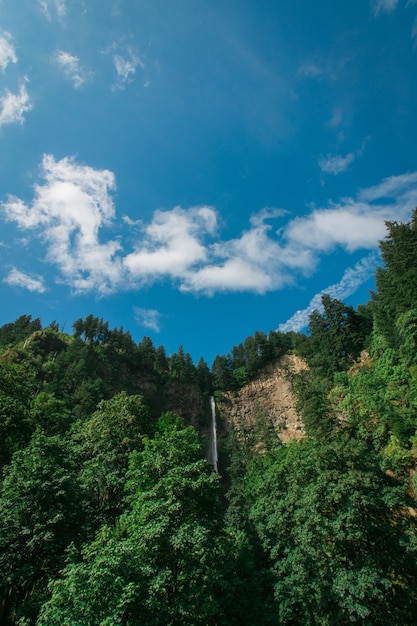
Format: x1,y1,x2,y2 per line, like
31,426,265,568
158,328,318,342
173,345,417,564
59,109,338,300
208,396,218,473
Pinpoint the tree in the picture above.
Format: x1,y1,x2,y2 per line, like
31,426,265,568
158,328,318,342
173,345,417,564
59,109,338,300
305,295,366,378
0,315,41,348
46,338,104,419
137,336,156,372
373,208,417,345
74,392,152,524
28,392,72,436
72,315,110,345
196,357,213,394
154,345,169,376
212,354,233,390
246,435,417,625
39,415,231,625
0,356,36,468
0,431,83,625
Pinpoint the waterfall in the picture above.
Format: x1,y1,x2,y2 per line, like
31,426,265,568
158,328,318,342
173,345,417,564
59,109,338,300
208,396,218,473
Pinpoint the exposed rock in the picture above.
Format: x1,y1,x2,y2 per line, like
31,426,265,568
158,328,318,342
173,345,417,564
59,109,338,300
219,354,307,446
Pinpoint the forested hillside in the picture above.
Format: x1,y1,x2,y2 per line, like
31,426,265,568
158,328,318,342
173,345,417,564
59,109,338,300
2,211,417,624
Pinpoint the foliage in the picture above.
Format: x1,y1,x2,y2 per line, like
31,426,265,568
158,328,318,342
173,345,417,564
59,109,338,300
0,355,36,468
246,435,417,625
38,415,231,626
373,208,417,345
4,206,417,624
74,392,152,525
0,431,83,625
212,331,294,391
0,315,41,348
301,295,370,378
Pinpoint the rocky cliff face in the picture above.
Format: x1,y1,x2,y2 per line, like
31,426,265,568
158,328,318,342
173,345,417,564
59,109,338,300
136,355,306,459
218,354,307,447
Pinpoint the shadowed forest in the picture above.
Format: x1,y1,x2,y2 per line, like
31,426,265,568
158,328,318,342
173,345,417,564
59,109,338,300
2,211,417,624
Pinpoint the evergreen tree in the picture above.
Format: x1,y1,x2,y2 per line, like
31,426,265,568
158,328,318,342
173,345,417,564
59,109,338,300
373,208,417,345
0,315,41,348
305,295,366,378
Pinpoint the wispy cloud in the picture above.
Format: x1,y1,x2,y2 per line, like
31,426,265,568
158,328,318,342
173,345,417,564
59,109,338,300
2,156,417,298
319,152,357,175
4,268,47,293
326,109,343,130
371,0,399,15
412,16,417,42
113,48,145,89
53,51,89,88
133,307,162,333
102,42,147,90
39,0,66,20
0,83,32,127
278,254,378,333
0,32,17,71
298,63,324,78
319,138,369,176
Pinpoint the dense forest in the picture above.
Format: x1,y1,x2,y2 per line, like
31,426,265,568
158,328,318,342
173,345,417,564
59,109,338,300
2,211,417,624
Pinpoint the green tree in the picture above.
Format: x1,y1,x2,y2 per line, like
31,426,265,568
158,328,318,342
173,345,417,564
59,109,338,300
137,336,156,372
0,356,36,468
154,344,169,376
373,209,417,344
28,392,72,436
196,357,213,394
72,315,110,345
246,435,417,625
212,354,233,390
331,321,417,450
75,392,152,524
39,414,230,626
0,431,83,625
0,315,41,348
305,295,366,378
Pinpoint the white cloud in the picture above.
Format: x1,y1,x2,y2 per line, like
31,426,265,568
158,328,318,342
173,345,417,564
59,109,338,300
358,170,417,202
133,307,162,333
0,84,32,127
2,156,417,298
0,32,17,71
278,254,378,333
1,155,121,295
319,152,357,175
112,46,145,89
371,0,399,15
124,206,216,281
102,40,150,90
54,51,88,88
39,0,66,20
4,268,47,293
284,206,389,252
182,213,295,294
319,138,369,176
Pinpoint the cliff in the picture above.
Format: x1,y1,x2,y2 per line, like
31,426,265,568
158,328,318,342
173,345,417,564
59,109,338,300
219,354,307,448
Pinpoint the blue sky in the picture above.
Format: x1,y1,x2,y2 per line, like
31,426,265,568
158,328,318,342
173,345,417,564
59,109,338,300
1,0,417,364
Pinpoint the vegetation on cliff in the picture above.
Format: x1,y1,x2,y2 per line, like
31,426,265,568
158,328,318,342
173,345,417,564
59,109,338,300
2,210,417,624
